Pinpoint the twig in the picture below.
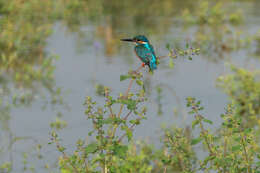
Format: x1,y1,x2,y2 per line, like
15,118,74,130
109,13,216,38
123,110,132,120
196,115,223,172
167,134,184,171
240,131,251,173
163,166,167,173
117,118,140,143
105,89,114,118
223,135,227,173
117,79,133,118
55,140,79,173
117,124,135,143
197,115,214,155
158,55,168,59
109,106,114,117
111,65,143,139
117,65,143,118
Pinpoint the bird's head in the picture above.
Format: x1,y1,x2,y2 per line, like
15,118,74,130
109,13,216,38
121,35,149,45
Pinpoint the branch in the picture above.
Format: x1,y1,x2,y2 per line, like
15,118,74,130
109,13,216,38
240,131,251,172
197,115,214,155
117,65,143,118
117,124,135,143
123,111,132,121
110,65,143,139
55,140,79,173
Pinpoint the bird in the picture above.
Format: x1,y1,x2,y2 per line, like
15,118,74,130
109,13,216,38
121,35,157,72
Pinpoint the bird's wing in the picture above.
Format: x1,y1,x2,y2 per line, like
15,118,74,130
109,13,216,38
150,44,156,56
150,44,157,59
147,44,157,70
134,46,151,64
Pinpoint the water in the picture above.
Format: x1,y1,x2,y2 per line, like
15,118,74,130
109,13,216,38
2,1,260,172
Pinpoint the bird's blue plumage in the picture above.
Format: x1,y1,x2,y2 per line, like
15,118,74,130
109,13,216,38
121,35,157,72
133,35,157,72
134,44,157,71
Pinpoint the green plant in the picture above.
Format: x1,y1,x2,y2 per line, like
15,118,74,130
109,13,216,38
153,97,259,173
180,0,254,61
185,97,259,172
217,65,260,128
49,43,199,172
49,47,260,173
51,66,148,172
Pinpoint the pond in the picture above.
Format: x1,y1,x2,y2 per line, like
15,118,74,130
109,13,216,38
1,0,260,172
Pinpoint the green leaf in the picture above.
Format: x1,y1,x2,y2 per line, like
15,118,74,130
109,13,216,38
169,58,174,69
188,56,192,60
58,146,66,152
162,158,171,164
121,99,137,110
102,118,113,124
188,110,195,114
202,155,216,166
233,136,241,142
61,169,71,173
166,43,171,50
143,85,146,92
198,106,204,110
114,145,128,158
244,128,252,134
120,75,130,81
186,42,189,48
192,119,199,129
232,145,241,152
129,120,135,124
191,137,202,145
136,79,143,86
126,129,133,141
85,142,98,154
88,131,94,136
256,161,260,167
203,119,213,125
129,119,140,125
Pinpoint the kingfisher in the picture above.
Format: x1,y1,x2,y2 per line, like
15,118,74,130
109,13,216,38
121,35,157,72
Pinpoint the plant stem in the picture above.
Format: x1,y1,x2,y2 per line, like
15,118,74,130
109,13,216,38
111,66,143,139
123,110,132,120
117,118,139,143
163,167,167,173
223,135,228,173
55,140,79,173
167,134,184,171
240,132,251,173
197,115,214,155
117,78,134,118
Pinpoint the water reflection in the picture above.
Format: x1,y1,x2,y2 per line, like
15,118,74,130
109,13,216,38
0,0,260,172
0,1,65,171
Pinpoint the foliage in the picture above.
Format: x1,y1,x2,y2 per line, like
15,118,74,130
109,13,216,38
0,0,65,171
52,65,260,172
217,65,260,128
156,127,197,172
0,0,259,172
185,97,259,172
50,68,148,172
180,0,254,61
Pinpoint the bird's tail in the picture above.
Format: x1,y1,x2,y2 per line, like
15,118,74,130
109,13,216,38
149,61,157,72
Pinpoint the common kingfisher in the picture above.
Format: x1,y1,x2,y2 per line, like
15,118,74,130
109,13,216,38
121,35,157,72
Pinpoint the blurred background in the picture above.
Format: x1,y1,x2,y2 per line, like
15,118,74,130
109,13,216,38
0,0,259,172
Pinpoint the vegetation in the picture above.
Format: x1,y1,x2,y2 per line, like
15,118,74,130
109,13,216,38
50,65,260,173
0,0,259,172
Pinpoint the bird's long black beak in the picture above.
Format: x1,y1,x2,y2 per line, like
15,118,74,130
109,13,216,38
120,38,134,42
